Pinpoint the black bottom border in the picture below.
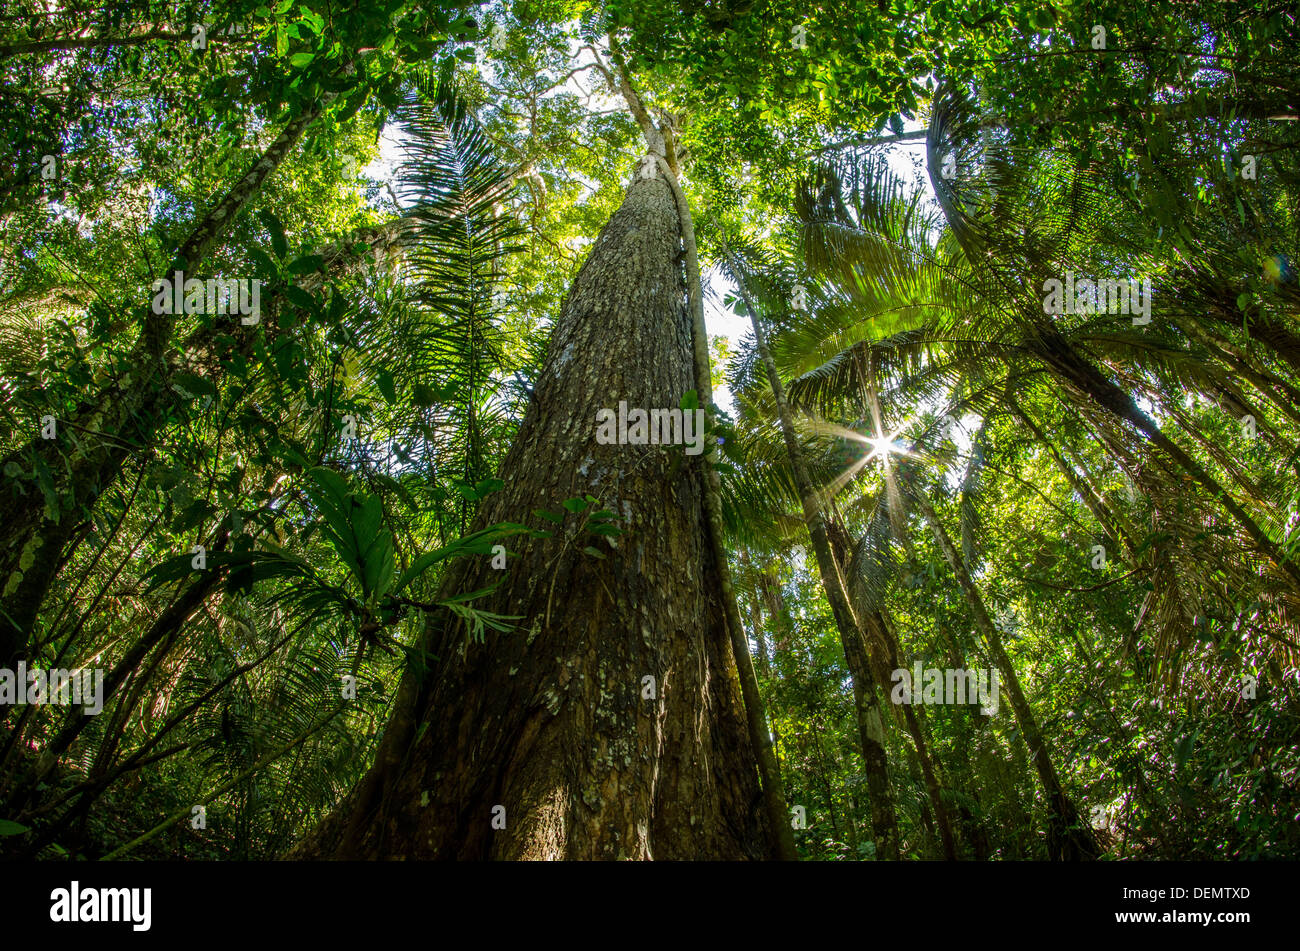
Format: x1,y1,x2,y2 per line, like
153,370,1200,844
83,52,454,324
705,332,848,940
8,859,1278,939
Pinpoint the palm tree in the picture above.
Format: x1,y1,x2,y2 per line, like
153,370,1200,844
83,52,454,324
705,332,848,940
713,97,1300,853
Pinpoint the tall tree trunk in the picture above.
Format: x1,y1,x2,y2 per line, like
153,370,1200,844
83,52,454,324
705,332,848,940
292,171,773,860
822,501,957,860
888,600,994,860
739,550,785,766
755,566,792,653
723,244,899,859
739,552,774,679
656,157,796,861
913,490,1097,860
860,605,959,860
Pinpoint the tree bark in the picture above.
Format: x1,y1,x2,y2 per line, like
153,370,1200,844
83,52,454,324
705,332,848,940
292,171,773,860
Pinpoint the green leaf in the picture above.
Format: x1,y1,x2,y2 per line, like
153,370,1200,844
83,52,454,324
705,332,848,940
288,254,324,275
259,210,288,259
561,497,589,514
289,52,315,67
172,372,218,398
375,369,396,403
0,820,30,836
413,382,438,407
304,466,363,579
284,285,317,313
354,494,394,599
475,478,505,498
337,88,369,123
392,527,523,595
249,247,278,280
141,553,198,593
173,499,215,533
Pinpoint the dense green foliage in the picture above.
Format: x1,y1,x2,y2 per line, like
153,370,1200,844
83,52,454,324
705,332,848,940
1,0,1297,860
